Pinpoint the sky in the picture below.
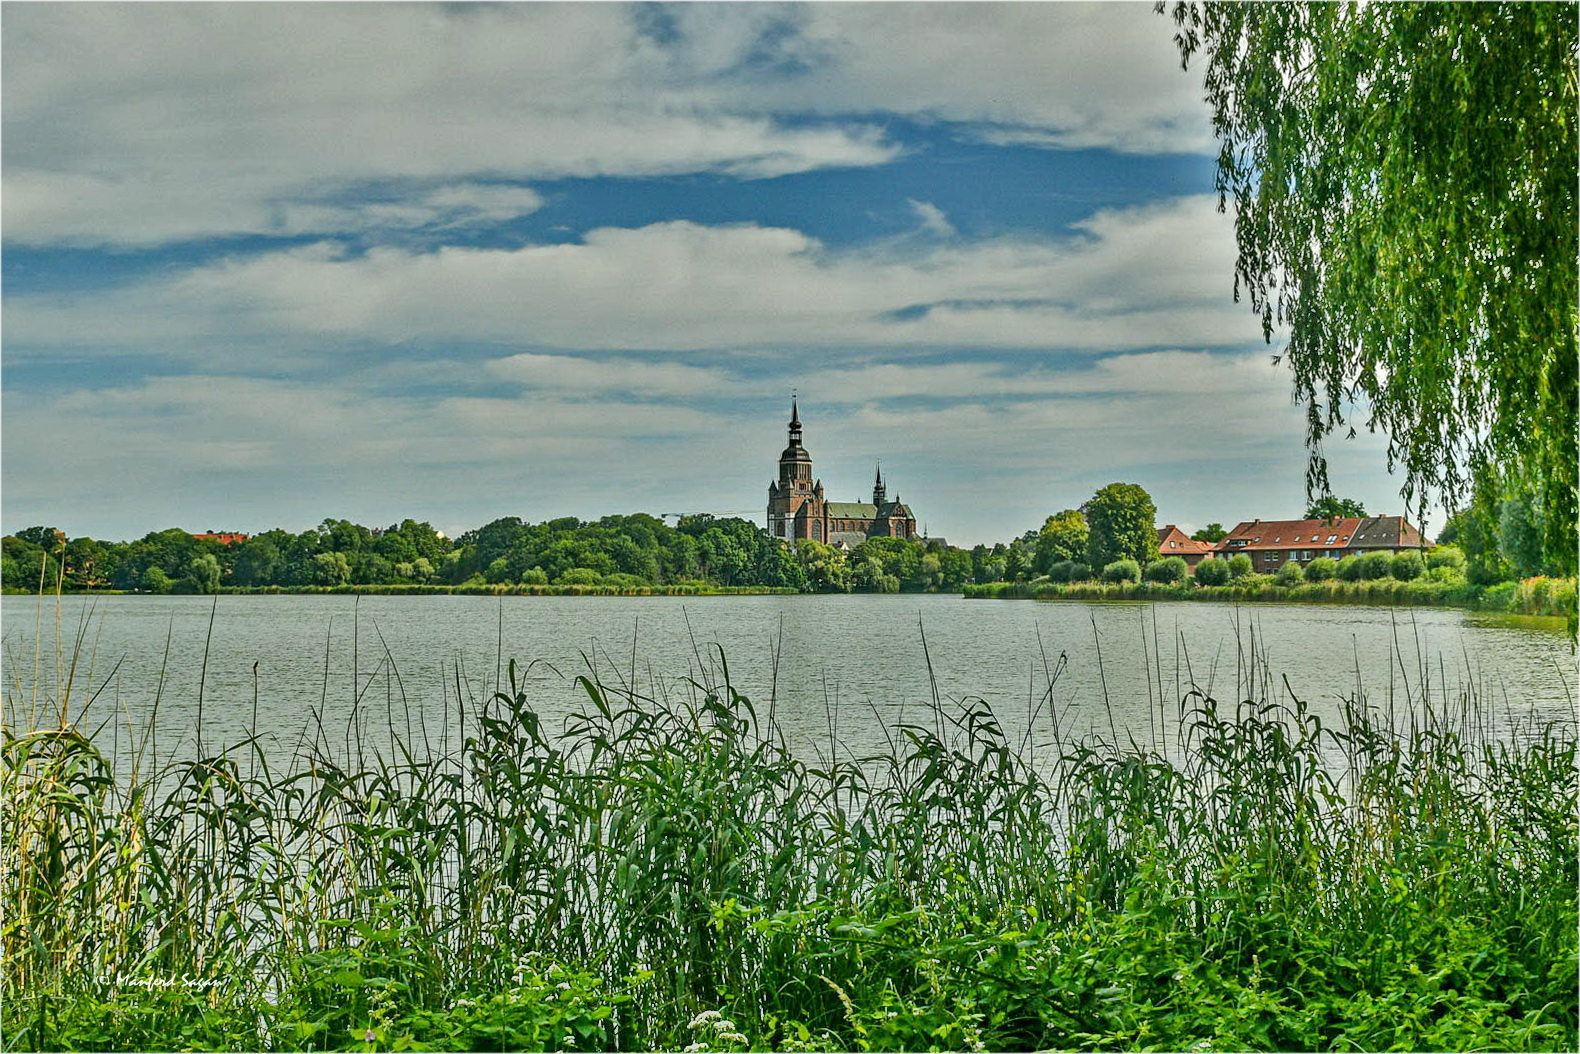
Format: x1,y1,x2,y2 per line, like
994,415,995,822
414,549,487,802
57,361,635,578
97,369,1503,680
2,2,1431,548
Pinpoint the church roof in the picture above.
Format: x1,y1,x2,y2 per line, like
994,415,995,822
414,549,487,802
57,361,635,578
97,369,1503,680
825,501,878,517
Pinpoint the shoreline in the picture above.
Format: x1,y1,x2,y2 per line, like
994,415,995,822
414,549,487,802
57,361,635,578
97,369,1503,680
963,575,1578,624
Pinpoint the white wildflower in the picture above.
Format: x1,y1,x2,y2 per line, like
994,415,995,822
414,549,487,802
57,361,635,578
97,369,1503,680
688,1010,723,1030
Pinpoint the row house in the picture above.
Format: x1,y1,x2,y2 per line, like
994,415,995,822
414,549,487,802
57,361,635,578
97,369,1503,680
1212,516,1426,571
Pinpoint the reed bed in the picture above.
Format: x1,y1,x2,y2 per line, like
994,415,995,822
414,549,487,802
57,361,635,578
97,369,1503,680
3,634,1575,1052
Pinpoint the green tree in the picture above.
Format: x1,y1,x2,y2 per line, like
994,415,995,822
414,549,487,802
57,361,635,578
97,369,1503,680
1191,523,1227,543
795,540,850,593
14,526,64,549
312,551,351,586
1084,483,1158,569
1033,509,1089,575
1164,2,1577,572
1498,488,1550,579
1226,553,1253,580
140,566,173,594
180,553,222,594
1274,560,1305,587
1305,495,1366,520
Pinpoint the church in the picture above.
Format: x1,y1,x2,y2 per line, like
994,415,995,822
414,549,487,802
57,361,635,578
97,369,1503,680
766,399,917,547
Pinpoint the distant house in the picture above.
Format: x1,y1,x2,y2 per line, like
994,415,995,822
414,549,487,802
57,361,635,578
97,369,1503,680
191,532,250,545
1156,525,1214,569
1211,516,1426,572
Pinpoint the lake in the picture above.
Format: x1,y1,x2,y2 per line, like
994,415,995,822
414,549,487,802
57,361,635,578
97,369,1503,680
4,593,1573,770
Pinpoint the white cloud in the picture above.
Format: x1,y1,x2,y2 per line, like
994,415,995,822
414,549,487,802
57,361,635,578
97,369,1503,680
908,200,956,238
2,3,1209,247
5,196,1253,357
4,350,1423,548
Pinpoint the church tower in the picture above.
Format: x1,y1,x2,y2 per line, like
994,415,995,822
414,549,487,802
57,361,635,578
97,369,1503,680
873,462,886,506
767,397,825,541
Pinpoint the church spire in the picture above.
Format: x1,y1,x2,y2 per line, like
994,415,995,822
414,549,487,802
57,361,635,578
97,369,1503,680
788,393,802,442
873,461,886,506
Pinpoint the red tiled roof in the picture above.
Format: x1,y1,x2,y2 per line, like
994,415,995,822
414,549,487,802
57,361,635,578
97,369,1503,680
1157,525,1214,555
191,532,250,545
1212,516,1427,554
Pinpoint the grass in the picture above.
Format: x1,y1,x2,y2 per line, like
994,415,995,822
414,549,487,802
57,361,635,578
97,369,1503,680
3,618,1576,1051
967,574,1579,620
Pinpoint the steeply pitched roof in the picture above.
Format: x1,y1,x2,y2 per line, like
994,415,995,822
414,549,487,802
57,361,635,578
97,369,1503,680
825,501,878,518
1157,525,1213,555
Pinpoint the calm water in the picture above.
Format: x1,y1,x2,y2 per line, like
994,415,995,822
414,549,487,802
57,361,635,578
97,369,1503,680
4,593,1574,768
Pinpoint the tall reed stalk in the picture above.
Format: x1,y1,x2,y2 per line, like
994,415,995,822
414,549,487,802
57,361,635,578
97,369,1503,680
3,620,1574,1051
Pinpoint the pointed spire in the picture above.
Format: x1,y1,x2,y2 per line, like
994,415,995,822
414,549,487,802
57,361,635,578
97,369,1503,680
873,460,887,506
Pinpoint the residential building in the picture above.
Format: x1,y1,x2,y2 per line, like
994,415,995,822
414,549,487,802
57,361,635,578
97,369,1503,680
1157,525,1214,569
1212,516,1427,572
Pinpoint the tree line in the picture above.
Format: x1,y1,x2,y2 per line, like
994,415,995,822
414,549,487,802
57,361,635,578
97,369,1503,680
1,514,979,595
6,471,1553,598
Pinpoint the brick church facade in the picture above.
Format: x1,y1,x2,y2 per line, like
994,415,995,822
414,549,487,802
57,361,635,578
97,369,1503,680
767,399,917,547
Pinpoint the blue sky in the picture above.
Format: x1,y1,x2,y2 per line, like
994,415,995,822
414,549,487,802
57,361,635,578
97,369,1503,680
2,2,1426,547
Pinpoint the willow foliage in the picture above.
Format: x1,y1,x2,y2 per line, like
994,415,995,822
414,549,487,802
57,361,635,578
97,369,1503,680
1162,2,1577,571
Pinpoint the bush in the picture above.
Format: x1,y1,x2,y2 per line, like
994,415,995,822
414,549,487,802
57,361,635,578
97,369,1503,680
1336,554,1367,581
1067,562,1093,582
1426,544,1466,571
1303,556,1337,581
1047,560,1077,583
1274,560,1305,586
556,567,603,586
1390,551,1425,581
1142,556,1189,584
1359,551,1394,580
1226,553,1253,579
1193,558,1229,586
1102,558,1141,583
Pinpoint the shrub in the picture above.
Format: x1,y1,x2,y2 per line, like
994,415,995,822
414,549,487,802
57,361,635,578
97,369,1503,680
1193,558,1229,586
1047,560,1077,583
556,567,603,586
520,567,549,585
1275,560,1305,586
1067,562,1093,582
1390,551,1425,581
1426,544,1466,571
1102,558,1141,583
1336,554,1367,581
1226,553,1253,579
1303,556,1337,582
1142,556,1189,584
1359,551,1394,579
